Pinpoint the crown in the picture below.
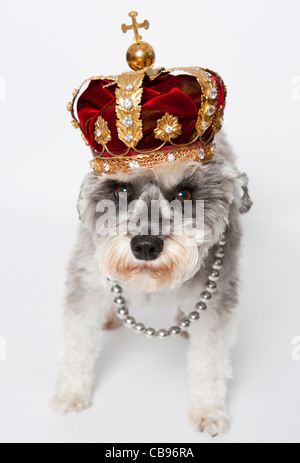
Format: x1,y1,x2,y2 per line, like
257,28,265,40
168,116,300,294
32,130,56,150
68,11,227,175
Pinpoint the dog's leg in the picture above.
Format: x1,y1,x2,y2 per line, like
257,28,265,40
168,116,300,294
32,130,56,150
51,261,109,415
187,310,237,437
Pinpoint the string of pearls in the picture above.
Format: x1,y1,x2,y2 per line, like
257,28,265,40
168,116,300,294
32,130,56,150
108,234,227,340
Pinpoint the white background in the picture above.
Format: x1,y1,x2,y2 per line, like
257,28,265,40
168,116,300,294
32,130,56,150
0,0,300,444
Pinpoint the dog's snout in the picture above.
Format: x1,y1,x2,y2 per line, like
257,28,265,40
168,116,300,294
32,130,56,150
131,235,164,261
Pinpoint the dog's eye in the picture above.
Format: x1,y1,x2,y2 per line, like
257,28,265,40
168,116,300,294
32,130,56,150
176,189,192,203
115,185,131,200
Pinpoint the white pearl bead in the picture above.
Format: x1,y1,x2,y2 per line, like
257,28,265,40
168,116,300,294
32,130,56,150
169,326,181,336
179,318,190,330
189,312,200,322
117,307,129,320
124,316,135,328
111,285,123,294
215,247,225,258
145,328,156,338
208,270,220,281
114,296,126,307
134,323,145,334
195,302,207,312
212,258,223,270
206,281,217,293
157,329,169,339
200,291,212,302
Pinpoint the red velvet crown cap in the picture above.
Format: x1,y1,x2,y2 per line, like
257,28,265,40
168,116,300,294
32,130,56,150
76,70,226,158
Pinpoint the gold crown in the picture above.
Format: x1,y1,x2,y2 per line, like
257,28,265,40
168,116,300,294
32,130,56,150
68,12,226,175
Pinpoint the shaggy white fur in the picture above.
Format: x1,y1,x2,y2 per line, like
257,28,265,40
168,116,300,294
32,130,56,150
51,133,252,436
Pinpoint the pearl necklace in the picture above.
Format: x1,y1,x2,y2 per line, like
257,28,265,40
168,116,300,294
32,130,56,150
108,234,227,339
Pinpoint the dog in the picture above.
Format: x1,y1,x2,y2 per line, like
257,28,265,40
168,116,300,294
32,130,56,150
51,131,252,436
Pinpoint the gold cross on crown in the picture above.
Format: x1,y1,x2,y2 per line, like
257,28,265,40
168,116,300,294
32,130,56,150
121,11,149,43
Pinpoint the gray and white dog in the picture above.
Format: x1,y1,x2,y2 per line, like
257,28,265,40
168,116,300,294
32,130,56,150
51,132,252,436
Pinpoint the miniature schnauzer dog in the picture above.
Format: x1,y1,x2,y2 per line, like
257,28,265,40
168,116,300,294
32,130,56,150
51,132,252,436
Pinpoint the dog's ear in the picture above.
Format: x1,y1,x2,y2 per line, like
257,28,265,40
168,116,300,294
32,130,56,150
77,173,100,225
222,166,253,214
235,172,253,214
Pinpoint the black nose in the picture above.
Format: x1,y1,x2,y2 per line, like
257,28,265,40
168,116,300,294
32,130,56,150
131,235,164,261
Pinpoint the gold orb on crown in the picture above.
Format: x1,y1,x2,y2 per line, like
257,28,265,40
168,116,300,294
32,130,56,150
122,11,155,71
126,41,155,71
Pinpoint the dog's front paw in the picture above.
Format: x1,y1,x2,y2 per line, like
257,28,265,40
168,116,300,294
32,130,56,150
190,407,230,437
50,390,91,415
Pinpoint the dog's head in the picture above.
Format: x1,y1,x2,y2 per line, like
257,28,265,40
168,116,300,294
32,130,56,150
78,159,252,292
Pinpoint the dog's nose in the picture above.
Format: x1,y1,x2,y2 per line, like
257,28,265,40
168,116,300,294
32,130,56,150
131,235,164,261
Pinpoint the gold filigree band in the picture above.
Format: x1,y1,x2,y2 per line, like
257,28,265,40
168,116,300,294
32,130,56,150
91,144,215,175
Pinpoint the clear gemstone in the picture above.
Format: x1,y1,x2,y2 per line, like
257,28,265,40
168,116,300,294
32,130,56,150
123,98,133,110
125,84,133,92
125,133,133,142
168,154,176,162
202,122,209,131
208,106,216,116
166,126,174,134
206,73,212,81
123,116,134,128
103,163,110,172
130,160,140,169
210,89,218,99
96,129,102,137
198,149,205,160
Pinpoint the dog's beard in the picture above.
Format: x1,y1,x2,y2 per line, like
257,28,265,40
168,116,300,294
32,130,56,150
98,234,207,293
